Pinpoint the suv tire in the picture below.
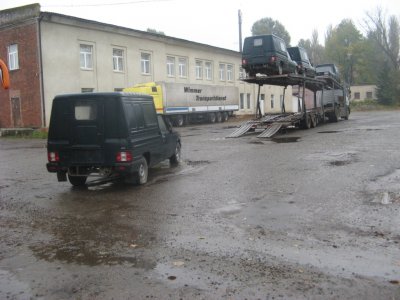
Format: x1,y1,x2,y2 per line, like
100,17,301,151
169,143,181,165
136,157,148,185
68,174,87,186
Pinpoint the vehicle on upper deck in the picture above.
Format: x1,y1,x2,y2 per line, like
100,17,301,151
287,46,315,78
242,34,298,77
315,63,341,83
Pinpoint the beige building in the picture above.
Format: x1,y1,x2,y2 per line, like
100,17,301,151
0,3,292,128
350,85,377,102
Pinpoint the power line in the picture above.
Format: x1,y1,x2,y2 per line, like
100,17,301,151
43,0,172,8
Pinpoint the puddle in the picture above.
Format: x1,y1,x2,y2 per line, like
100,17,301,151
180,134,201,137
185,160,211,167
317,130,341,134
214,203,244,216
329,160,352,166
248,140,264,145
363,169,400,205
271,137,300,143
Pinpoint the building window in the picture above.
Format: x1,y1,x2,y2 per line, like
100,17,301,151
8,44,19,70
354,92,360,100
178,57,187,78
195,60,203,79
141,52,151,74
167,56,175,77
113,48,124,72
219,64,225,81
80,44,93,69
366,91,373,99
247,94,251,109
114,88,123,92
240,93,244,109
271,94,275,109
205,61,212,80
227,64,234,81
81,88,94,93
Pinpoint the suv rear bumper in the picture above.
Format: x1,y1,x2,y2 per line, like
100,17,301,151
46,160,142,176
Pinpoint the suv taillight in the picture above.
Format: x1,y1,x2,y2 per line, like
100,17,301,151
270,56,277,62
242,59,247,65
48,151,59,162
116,151,132,162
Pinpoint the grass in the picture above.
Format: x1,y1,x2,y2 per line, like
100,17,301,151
350,99,400,111
0,128,48,139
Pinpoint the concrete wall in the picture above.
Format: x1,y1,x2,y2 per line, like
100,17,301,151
350,85,377,102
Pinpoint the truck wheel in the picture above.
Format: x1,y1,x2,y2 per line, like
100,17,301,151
68,174,87,186
169,142,181,165
216,112,222,123
301,113,311,129
222,112,229,122
310,114,316,128
208,113,216,123
135,157,148,185
331,105,340,122
175,115,185,127
343,108,350,120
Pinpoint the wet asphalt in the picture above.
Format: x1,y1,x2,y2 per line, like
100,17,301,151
0,111,399,299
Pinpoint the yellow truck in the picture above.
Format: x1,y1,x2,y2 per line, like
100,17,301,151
124,82,239,126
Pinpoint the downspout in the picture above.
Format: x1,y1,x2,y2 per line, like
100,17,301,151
37,14,46,127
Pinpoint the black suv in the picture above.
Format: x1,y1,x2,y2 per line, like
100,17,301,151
315,63,341,83
287,46,315,77
46,92,181,186
242,34,298,76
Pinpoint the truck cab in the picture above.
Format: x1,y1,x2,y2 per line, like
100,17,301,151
46,92,181,186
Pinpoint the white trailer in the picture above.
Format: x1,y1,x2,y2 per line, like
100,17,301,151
124,82,239,126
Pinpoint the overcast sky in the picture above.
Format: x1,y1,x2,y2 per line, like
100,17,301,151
1,0,399,51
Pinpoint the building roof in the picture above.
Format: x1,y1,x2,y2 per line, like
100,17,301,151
1,3,241,57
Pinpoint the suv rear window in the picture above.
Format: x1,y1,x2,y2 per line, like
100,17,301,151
253,38,263,46
75,101,97,120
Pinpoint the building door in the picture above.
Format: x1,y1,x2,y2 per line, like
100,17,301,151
11,97,22,127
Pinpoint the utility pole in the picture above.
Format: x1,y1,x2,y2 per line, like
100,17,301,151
238,9,243,53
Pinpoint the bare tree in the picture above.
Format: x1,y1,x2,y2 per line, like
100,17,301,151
363,7,399,69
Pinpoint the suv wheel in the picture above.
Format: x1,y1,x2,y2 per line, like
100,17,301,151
136,157,148,185
68,174,87,186
169,143,181,165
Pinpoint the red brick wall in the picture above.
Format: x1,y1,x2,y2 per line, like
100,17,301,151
0,21,42,128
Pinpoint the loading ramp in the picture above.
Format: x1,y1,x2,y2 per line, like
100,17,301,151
227,73,346,138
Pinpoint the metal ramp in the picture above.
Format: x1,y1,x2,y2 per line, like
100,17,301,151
226,121,255,138
257,123,282,138
226,113,304,139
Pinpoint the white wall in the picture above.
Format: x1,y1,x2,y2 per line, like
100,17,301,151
40,15,279,125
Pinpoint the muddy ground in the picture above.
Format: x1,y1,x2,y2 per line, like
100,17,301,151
0,111,399,299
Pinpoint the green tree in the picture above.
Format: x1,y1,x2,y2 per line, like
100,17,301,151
147,28,165,35
324,19,363,85
376,62,400,104
364,7,400,104
251,17,291,46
